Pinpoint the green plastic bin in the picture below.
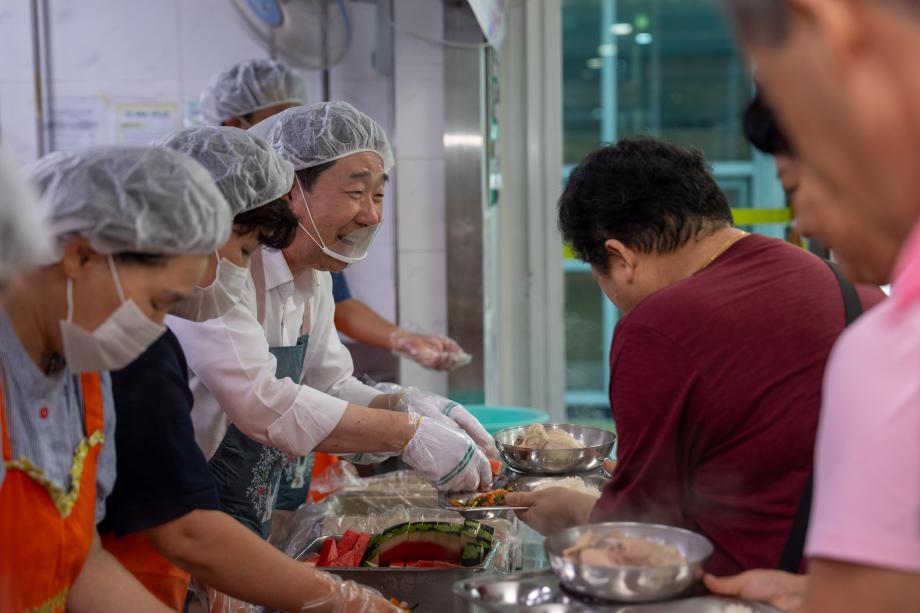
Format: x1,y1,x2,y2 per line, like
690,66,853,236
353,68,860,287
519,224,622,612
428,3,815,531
464,405,550,435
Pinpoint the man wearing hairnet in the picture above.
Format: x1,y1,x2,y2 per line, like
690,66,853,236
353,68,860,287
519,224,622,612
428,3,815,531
200,58,472,371
169,102,495,541
0,145,231,613
96,127,395,612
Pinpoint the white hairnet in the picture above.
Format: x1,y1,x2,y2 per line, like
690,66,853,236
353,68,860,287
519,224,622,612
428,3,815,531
30,145,233,257
198,58,306,126
250,101,394,172
0,146,50,284
155,126,294,216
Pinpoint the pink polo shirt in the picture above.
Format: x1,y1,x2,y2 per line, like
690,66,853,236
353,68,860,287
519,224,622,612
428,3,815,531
806,225,920,572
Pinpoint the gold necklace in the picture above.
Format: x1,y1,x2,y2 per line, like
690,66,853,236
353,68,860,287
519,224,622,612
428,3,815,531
698,230,749,273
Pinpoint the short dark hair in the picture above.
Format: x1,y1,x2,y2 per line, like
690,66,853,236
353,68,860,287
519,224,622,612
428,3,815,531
558,137,733,272
294,161,336,193
233,197,298,250
743,91,793,156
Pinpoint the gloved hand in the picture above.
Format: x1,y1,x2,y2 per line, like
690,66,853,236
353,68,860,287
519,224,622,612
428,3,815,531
390,330,472,371
299,570,400,612
401,417,492,492
337,451,396,465
375,384,499,459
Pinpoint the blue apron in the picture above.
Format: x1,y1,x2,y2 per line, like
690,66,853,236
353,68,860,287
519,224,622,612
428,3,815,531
208,334,311,537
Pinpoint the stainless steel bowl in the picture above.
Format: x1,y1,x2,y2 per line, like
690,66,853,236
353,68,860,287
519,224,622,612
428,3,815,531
495,424,616,474
544,522,713,603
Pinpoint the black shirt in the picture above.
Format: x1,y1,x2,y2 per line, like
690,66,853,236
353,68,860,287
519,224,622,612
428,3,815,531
98,328,220,536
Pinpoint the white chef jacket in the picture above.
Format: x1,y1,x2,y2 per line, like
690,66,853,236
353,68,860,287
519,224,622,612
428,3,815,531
168,247,381,460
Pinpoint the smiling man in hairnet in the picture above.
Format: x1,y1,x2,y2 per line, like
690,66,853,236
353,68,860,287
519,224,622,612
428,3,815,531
168,102,496,543
200,58,471,372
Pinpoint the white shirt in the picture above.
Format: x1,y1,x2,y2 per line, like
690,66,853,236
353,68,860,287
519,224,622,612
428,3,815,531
168,248,380,460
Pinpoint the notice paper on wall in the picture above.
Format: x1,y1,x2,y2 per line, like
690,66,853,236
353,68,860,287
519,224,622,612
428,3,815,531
48,96,107,152
115,103,179,145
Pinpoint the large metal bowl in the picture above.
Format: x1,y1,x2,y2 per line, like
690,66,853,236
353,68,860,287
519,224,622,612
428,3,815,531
495,424,616,474
544,522,713,603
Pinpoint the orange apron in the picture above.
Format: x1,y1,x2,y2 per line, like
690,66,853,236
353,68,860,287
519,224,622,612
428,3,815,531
102,532,189,611
0,373,105,613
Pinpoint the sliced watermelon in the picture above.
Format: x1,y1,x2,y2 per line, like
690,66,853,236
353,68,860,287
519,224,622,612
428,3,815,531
361,521,495,568
317,539,338,567
352,533,371,561
338,529,360,553
389,561,406,568
361,533,382,567
329,550,358,567
461,542,486,567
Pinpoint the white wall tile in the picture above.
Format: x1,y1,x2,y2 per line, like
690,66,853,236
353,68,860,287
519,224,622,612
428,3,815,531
330,1,384,83
0,3,35,80
177,0,267,82
0,79,39,163
397,249,447,333
48,0,181,82
393,62,444,159
395,158,445,252
393,0,443,68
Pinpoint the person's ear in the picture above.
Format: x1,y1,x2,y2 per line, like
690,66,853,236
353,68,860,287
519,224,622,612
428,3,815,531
604,239,638,282
59,238,102,279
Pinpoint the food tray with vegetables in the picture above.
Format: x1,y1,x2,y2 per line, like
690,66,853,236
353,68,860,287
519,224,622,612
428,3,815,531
295,520,502,612
440,474,608,520
454,570,783,612
438,488,527,520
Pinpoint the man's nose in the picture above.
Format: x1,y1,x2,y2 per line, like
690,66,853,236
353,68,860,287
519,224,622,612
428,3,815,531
356,197,382,226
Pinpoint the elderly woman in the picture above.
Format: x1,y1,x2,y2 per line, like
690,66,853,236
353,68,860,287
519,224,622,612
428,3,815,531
0,145,232,612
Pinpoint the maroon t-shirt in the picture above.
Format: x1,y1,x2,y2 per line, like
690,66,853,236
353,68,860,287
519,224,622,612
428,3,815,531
589,233,884,576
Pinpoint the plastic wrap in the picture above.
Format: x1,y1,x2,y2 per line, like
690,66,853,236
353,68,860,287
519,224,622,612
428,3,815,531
188,572,398,613
390,330,472,371
278,470,523,572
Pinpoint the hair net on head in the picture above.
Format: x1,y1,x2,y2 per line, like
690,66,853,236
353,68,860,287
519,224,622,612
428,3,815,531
198,58,306,126
250,101,394,172
0,147,50,284
30,145,233,258
155,126,294,217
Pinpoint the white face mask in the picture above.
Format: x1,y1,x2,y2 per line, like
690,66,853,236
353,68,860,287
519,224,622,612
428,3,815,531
295,178,380,265
169,251,250,322
59,255,167,373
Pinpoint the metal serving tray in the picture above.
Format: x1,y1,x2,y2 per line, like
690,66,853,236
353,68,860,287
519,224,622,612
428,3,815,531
294,535,501,612
454,570,783,613
439,474,607,520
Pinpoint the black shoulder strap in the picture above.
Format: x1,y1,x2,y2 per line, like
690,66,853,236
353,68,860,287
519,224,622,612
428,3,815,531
777,259,863,573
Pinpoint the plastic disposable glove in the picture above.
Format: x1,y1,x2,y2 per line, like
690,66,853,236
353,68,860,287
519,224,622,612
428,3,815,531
374,384,499,460
401,417,492,492
390,330,472,371
336,451,395,465
298,571,399,612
